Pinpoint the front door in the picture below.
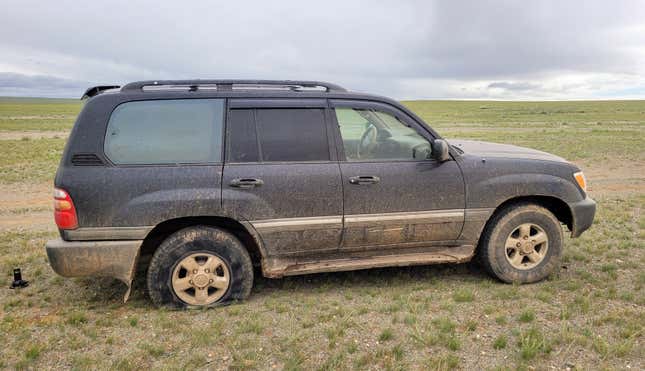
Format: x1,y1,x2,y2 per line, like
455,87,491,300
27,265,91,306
330,100,465,251
222,100,343,256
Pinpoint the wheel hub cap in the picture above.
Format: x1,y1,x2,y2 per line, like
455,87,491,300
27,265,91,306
519,241,533,254
504,223,549,270
193,273,209,288
171,253,230,306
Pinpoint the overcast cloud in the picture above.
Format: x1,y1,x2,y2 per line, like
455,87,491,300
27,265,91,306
1,0,644,99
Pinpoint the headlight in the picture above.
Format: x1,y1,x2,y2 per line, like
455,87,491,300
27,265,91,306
573,171,587,192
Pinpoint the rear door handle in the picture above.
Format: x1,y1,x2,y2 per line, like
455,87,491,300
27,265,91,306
348,176,380,185
230,178,264,189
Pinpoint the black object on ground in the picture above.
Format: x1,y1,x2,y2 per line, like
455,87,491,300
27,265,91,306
10,268,29,289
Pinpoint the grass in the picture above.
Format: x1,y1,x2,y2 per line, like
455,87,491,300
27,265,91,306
0,97,81,131
518,309,536,323
426,353,460,370
518,327,552,360
493,334,508,350
0,138,65,184
378,328,394,342
407,100,645,165
66,312,88,326
452,288,475,303
0,98,643,369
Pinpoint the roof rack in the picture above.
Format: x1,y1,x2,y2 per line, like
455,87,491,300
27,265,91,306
120,80,347,93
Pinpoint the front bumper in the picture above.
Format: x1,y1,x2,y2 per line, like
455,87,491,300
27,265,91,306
46,239,142,301
569,196,596,238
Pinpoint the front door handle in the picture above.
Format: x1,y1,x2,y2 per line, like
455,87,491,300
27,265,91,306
348,175,380,185
230,178,264,189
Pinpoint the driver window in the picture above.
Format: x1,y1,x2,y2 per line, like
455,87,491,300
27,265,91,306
335,107,432,161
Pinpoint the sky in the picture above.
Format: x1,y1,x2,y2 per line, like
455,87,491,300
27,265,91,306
1,0,645,100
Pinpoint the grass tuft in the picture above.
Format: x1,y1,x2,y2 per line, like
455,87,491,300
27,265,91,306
493,335,507,350
66,312,88,326
426,354,459,370
452,288,475,303
517,327,552,360
379,328,394,342
518,309,535,323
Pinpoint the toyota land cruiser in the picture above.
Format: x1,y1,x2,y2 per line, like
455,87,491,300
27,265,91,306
45,80,596,308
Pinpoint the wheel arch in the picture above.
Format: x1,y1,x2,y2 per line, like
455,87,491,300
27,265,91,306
494,195,572,230
477,195,572,250
137,216,265,272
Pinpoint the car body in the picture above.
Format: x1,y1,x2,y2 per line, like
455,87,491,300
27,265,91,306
45,80,596,307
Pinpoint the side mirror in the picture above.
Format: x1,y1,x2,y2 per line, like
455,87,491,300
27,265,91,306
432,139,450,162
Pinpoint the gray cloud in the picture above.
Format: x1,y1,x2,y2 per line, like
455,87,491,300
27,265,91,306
0,0,644,99
488,82,541,91
0,72,94,97
0,72,84,89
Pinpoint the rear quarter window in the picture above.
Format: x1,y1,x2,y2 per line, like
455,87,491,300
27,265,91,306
104,99,224,165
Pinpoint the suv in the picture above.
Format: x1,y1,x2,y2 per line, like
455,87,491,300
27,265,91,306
46,80,596,308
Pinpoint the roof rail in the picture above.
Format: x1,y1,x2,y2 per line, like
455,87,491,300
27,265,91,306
120,80,346,93
81,85,121,100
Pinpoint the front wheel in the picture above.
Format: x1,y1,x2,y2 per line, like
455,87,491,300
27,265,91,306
147,226,253,308
478,203,563,283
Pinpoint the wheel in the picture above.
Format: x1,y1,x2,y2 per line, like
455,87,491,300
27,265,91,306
147,226,253,308
478,203,563,283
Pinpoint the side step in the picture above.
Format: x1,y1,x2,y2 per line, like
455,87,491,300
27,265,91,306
262,245,475,278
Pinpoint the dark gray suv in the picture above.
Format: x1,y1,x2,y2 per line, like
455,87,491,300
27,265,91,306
46,80,596,308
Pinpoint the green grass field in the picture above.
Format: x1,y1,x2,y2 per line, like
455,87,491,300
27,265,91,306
0,97,643,370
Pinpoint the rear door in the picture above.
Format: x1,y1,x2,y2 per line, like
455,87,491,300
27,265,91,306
222,99,343,256
330,99,466,251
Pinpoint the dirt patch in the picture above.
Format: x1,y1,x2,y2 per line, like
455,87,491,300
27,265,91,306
0,131,69,140
0,211,55,232
0,182,51,210
1,115,75,120
0,182,55,231
578,159,645,196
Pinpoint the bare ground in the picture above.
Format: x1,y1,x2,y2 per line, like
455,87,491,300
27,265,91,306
0,182,54,232
581,161,645,195
0,131,68,140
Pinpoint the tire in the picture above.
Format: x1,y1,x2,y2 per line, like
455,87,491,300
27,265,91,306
147,226,253,308
478,203,563,283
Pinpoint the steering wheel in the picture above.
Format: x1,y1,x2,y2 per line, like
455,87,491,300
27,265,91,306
357,123,378,159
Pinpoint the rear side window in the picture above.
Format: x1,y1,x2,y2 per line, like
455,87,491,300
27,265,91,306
105,99,224,165
227,108,330,162
227,109,260,162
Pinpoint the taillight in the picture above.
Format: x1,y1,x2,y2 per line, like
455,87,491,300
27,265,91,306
54,188,78,229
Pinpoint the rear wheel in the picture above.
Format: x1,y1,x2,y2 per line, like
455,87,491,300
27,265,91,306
147,226,253,308
478,203,563,283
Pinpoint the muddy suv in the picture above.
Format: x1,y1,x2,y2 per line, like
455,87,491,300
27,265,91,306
46,80,596,308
